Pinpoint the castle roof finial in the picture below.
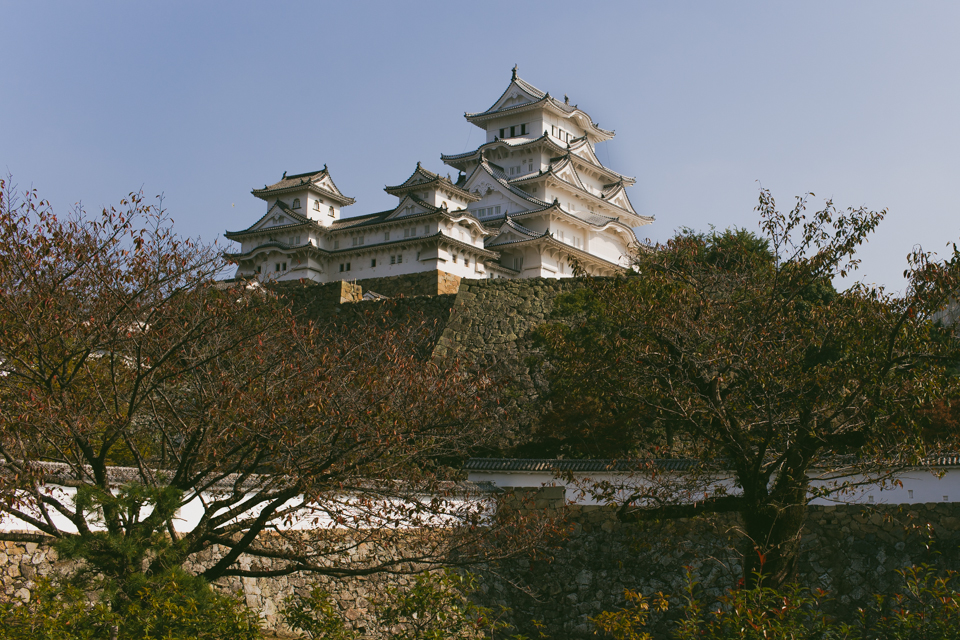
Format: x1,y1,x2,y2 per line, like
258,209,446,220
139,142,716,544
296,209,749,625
282,170,287,179
564,94,569,105
512,64,518,81
416,160,421,169
323,164,327,171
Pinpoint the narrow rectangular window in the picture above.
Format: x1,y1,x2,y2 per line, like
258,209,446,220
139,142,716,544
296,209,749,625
521,123,527,135
333,239,339,249
552,125,557,137
390,255,396,265
352,237,358,246
404,228,410,238
499,128,505,138
384,231,390,241
495,206,501,215
346,262,351,271
423,225,429,235
416,251,420,260
397,254,402,263
339,264,344,272
275,263,280,272
371,258,376,268
510,125,516,137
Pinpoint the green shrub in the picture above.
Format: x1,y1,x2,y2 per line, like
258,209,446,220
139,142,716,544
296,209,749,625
0,578,113,640
279,587,358,640
593,564,960,640
0,571,261,640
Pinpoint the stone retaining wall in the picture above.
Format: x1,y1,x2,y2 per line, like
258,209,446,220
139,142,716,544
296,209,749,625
4,500,960,637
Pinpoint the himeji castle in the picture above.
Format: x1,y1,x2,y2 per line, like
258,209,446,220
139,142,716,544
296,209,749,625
225,67,652,283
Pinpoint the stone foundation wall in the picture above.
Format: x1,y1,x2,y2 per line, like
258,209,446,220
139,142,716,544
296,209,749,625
4,501,960,637
479,500,960,638
351,271,462,298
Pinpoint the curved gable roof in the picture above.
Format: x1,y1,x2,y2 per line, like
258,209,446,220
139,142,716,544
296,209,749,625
464,68,614,143
384,162,479,202
252,166,356,206
461,160,550,210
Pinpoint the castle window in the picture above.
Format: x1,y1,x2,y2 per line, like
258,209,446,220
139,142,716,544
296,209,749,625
313,200,320,211
329,206,335,217
292,198,301,209
333,239,339,249
521,123,527,135
371,258,376,268
282,262,287,271
294,236,300,244
499,128,505,138
452,255,457,264
423,225,429,235
416,251,420,260
384,231,390,241
397,254,403,264
510,125,516,137
390,256,395,265
513,256,523,271
464,258,470,267
352,236,364,247
339,264,344,272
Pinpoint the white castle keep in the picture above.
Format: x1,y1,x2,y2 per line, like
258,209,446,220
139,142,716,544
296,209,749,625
225,68,652,283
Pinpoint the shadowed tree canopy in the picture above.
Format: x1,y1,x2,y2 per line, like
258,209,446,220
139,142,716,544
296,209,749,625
0,177,548,610
533,190,960,587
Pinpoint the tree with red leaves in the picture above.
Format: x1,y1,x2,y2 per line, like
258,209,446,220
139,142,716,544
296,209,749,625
0,177,543,611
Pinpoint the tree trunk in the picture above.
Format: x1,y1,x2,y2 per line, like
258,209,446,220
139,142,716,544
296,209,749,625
739,464,810,589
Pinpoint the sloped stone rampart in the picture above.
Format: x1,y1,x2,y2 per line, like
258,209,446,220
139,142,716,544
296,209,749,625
432,278,581,366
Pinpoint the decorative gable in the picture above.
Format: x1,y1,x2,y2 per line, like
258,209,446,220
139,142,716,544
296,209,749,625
607,190,631,210
553,160,586,191
462,163,541,211
249,203,307,231
484,82,543,114
385,196,432,220
569,139,602,165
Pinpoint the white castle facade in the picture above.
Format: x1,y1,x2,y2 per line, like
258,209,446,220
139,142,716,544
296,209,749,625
225,68,652,283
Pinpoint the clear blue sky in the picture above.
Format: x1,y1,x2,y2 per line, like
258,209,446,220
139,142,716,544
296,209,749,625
3,1,959,292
